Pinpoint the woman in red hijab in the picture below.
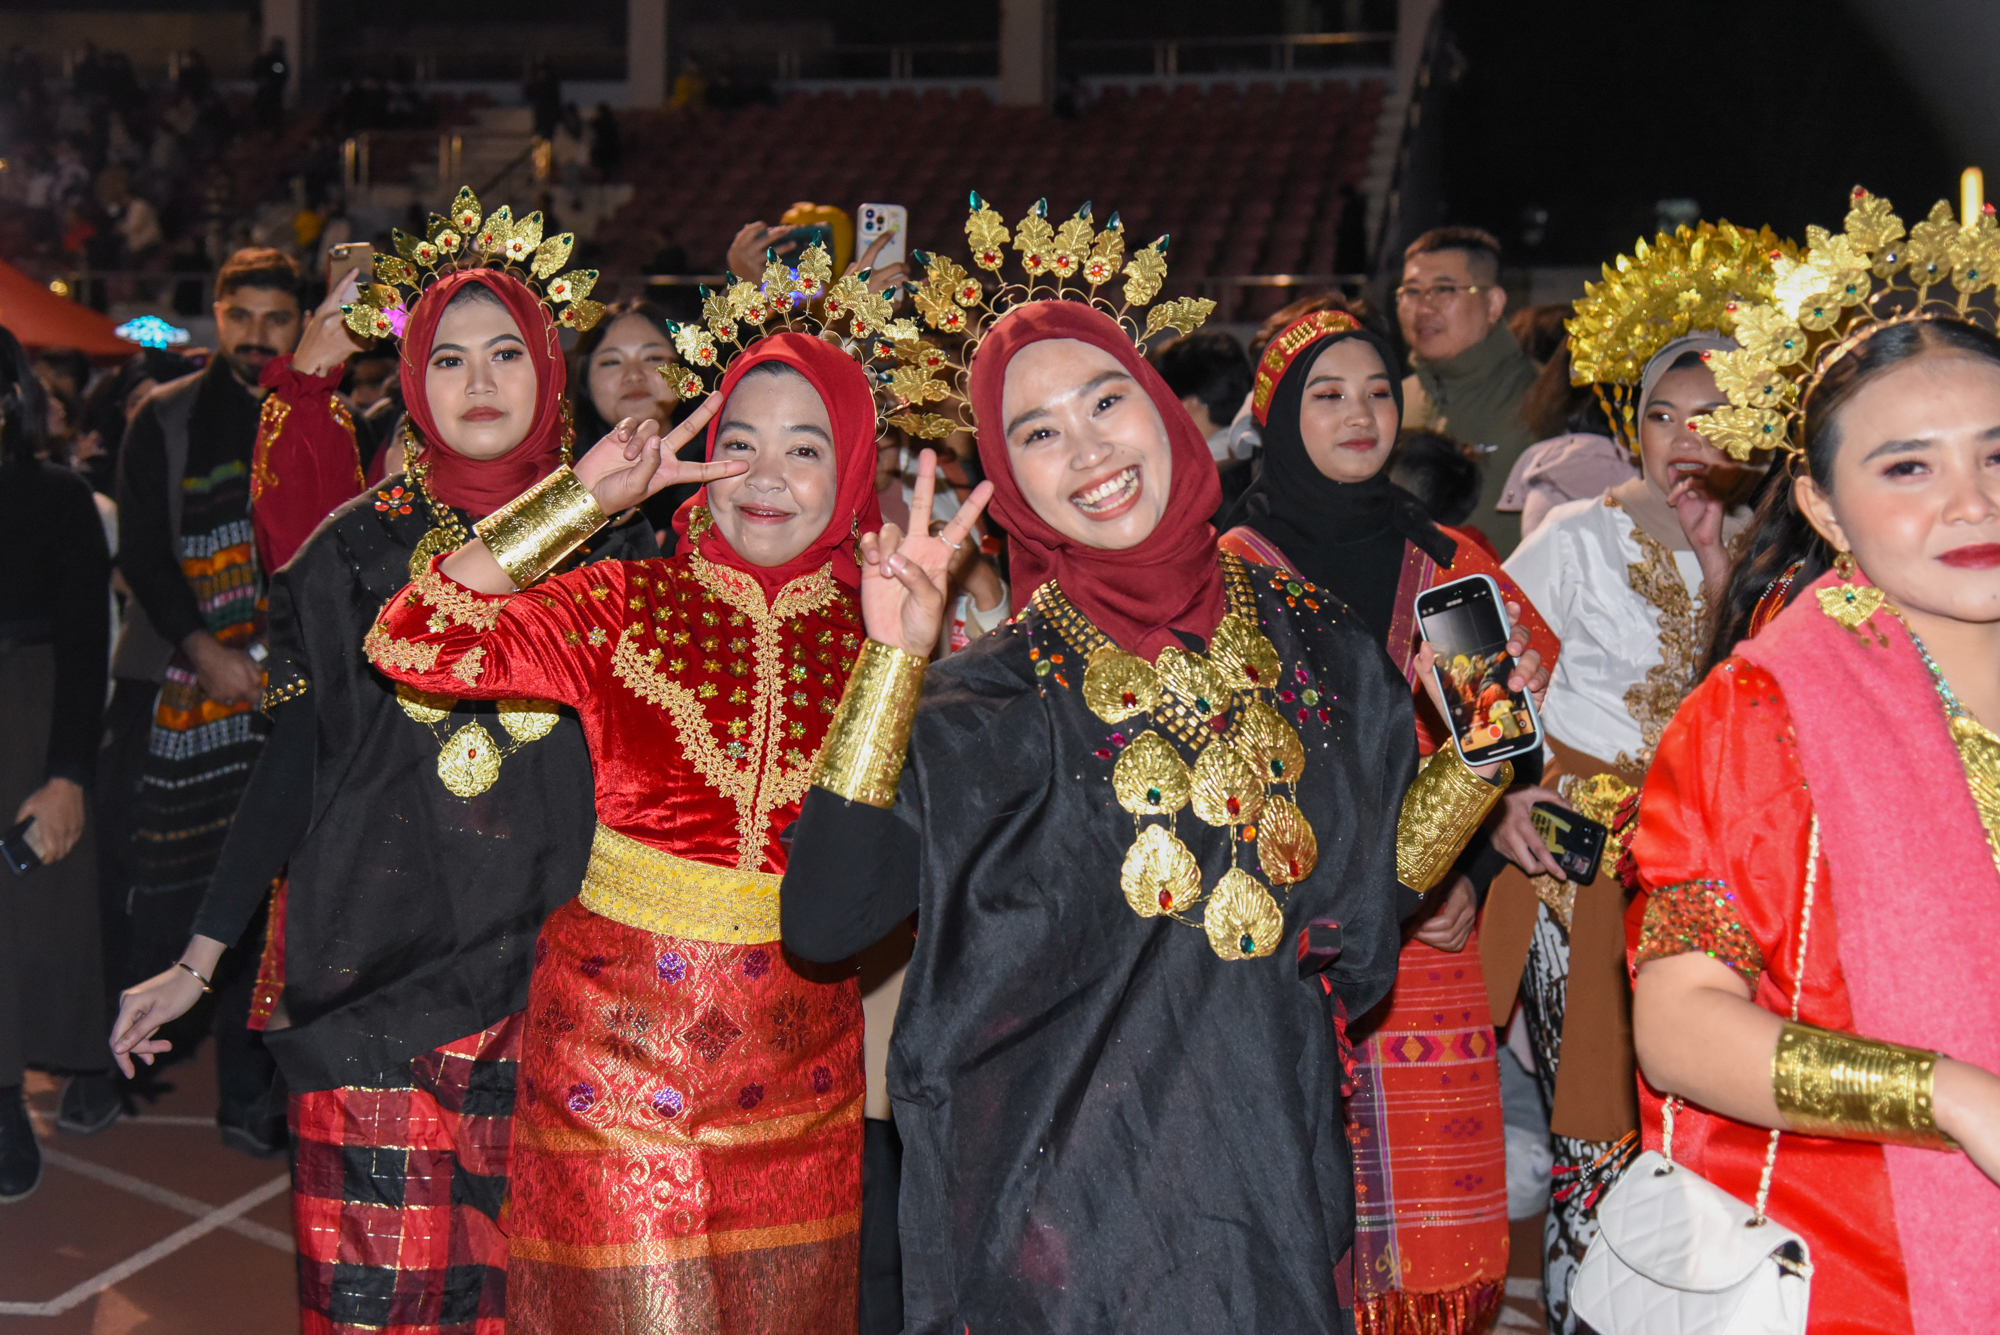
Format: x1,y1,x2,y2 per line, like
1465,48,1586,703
779,300,1541,1334
110,265,670,1335
364,328,884,1333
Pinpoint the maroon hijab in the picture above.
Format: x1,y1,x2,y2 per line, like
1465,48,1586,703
671,332,884,593
969,302,1225,659
399,268,569,517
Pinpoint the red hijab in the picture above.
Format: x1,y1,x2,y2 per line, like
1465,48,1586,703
399,268,569,516
969,302,1225,659
671,332,884,592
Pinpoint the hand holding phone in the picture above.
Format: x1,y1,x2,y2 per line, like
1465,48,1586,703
858,203,908,270
1531,801,1607,884
1413,573,1545,768
1,818,41,876
325,241,375,291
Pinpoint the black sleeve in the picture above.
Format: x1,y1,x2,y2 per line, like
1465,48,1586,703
115,403,205,646
781,790,921,963
43,475,111,787
191,692,312,945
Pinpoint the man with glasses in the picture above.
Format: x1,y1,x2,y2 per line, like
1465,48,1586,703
1395,227,1539,553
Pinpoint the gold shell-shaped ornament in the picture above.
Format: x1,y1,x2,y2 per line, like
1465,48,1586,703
438,721,502,797
1206,614,1281,693
396,683,455,725
497,697,559,743
1232,701,1306,785
1120,822,1202,918
407,526,459,582
1082,644,1162,723
1153,646,1231,718
1204,867,1284,960
1256,796,1319,886
1112,731,1192,816
1191,740,1266,828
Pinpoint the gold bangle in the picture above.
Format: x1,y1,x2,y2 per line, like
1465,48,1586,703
473,465,606,589
175,961,213,994
1772,1021,1957,1150
812,639,926,808
1396,745,1511,894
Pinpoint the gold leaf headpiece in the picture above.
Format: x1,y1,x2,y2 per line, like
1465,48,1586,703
341,186,605,342
1694,172,2000,461
880,194,1215,438
658,239,953,432
1566,220,1797,451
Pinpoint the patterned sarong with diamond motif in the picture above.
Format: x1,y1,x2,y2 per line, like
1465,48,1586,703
504,896,863,1333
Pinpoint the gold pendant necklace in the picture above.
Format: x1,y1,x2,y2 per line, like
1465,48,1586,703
385,425,558,798
1033,555,1319,960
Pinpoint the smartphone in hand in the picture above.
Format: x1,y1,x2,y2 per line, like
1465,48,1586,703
858,203,907,269
1,818,41,876
1531,801,1607,884
1414,573,1545,767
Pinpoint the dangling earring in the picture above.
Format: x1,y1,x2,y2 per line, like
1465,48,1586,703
1818,549,1887,640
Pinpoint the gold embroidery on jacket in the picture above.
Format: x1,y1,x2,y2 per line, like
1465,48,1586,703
1610,496,1700,771
413,565,506,631
364,622,441,673
451,645,487,687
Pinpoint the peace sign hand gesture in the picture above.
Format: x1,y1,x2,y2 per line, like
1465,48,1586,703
860,448,995,657
574,394,740,515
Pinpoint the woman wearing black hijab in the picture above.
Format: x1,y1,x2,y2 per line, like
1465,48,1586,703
1219,307,1560,1332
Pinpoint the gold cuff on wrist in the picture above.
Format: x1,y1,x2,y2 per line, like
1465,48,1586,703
1396,745,1511,894
1772,1021,1957,1150
812,640,926,808
473,465,607,589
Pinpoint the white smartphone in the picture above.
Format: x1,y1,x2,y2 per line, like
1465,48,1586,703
857,203,907,270
1413,572,1545,767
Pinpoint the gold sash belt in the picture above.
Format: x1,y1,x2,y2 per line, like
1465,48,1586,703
578,824,782,945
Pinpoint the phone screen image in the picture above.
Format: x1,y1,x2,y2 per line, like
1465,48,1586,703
1417,576,1540,765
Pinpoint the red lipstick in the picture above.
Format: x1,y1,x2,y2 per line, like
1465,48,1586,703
1938,542,2000,570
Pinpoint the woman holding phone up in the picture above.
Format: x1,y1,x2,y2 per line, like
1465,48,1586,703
1217,305,1559,1333
1492,222,1782,1330
1630,187,2000,1335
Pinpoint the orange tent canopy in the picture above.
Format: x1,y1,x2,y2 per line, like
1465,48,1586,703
0,259,139,359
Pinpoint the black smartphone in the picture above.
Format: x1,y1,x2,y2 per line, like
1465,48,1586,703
1413,572,1544,767
2,818,40,876
1531,801,1607,884
778,223,832,259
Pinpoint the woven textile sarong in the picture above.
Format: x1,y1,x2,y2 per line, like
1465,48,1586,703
506,896,864,1334
1346,932,1508,1334
290,1012,522,1335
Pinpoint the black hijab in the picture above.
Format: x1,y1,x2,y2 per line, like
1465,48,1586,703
1223,326,1455,638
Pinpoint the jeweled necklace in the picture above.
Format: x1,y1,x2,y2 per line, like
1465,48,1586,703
1033,554,1318,961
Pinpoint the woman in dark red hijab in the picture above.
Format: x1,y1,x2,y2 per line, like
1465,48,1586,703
780,298,1528,1334
364,327,886,1334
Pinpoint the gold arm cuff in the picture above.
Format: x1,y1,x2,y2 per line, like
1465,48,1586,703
473,465,606,588
811,639,926,808
577,823,781,945
1396,746,1512,894
1772,1021,1957,1150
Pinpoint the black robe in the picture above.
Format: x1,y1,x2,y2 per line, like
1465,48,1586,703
784,557,1412,1334
194,473,657,1091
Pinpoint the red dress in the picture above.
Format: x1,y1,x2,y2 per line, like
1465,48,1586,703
1631,659,1911,1335
367,548,865,1334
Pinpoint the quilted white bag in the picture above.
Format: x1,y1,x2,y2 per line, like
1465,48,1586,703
1571,817,1826,1335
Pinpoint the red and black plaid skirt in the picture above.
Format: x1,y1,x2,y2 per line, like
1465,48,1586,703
289,1012,523,1335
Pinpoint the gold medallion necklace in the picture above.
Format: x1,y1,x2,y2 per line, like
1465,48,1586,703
381,425,559,798
1032,554,1319,960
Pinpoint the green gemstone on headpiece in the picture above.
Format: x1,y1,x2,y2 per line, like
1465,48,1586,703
1239,933,1255,953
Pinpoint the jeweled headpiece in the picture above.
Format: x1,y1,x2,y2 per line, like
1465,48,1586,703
342,186,605,340
881,194,1215,437
1565,220,1796,451
1250,308,1364,424
1695,172,2000,460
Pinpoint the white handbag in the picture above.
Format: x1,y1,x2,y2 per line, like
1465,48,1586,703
1570,817,1824,1335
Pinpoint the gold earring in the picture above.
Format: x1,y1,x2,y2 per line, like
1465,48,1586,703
1818,550,1887,636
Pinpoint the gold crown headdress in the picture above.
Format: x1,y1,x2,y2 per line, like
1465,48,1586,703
341,186,606,342
1565,220,1797,450
1695,171,2000,461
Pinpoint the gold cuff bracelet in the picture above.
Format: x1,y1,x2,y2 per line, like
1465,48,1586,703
473,465,607,589
812,639,926,808
1396,745,1511,894
1772,1021,1957,1150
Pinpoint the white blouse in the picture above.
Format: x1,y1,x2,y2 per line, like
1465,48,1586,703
1503,494,1705,768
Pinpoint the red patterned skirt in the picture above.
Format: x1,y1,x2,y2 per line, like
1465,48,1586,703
505,898,865,1334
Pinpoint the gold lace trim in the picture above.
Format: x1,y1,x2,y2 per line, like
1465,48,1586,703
412,564,506,631
364,622,440,673
576,822,783,944
1608,495,1700,772
450,645,487,686
1950,713,2000,876
611,555,840,872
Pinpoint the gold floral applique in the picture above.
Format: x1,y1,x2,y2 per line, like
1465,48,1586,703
451,645,487,687
413,565,506,631
1610,496,1701,772
364,622,441,673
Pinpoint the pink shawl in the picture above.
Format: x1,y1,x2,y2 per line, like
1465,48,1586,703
1737,569,2000,1331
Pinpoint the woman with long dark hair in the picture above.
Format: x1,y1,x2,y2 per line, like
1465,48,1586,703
0,325,113,1200
1630,190,2000,1335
